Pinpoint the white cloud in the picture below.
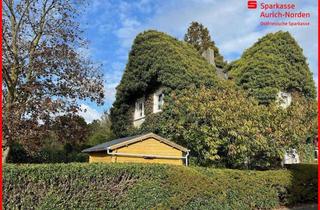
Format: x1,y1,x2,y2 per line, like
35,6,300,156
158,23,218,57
220,32,264,57
78,104,102,123
114,18,142,49
103,61,126,106
104,82,118,99
142,0,317,82
82,0,318,110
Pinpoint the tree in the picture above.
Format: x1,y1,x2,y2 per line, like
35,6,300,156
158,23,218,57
138,83,316,169
184,21,226,68
87,111,115,146
227,31,316,104
2,0,104,162
156,84,272,168
8,114,92,163
51,114,89,146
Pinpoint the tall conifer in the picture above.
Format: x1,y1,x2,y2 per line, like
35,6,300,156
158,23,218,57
184,22,226,68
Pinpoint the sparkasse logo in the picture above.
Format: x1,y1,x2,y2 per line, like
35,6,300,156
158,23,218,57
248,0,257,9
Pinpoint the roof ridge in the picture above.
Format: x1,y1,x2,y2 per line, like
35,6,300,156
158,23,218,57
82,133,189,153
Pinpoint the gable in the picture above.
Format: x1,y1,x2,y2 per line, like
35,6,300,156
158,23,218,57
82,133,189,154
108,133,188,152
115,137,183,157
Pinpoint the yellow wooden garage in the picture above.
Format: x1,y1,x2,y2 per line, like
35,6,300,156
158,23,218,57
82,133,190,166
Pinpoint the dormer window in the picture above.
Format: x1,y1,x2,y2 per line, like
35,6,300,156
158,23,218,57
134,98,145,120
153,89,164,113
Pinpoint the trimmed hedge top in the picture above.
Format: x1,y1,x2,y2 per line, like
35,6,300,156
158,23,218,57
110,30,218,136
3,163,318,209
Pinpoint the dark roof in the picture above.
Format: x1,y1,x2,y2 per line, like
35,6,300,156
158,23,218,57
82,133,189,153
82,133,147,153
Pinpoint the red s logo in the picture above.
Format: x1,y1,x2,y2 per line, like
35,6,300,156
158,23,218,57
248,0,257,9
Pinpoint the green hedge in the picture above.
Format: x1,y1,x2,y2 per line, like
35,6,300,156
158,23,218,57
3,163,317,209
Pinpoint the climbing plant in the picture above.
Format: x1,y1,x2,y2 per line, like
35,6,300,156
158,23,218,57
227,31,316,104
110,30,218,137
149,85,317,169
110,30,317,169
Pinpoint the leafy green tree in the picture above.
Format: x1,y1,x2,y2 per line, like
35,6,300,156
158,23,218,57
87,112,115,146
7,142,30,163
139,83,317,169
184,21,226,68
227,31,316,104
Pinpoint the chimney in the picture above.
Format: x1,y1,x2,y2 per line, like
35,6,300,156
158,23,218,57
201,48,215,67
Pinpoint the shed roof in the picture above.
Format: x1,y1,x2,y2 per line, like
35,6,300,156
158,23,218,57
82,133,189,153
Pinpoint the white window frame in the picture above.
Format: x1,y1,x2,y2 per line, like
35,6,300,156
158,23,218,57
277,91,292,109
153,89,164,113
134,97,145,120
284,148,300,164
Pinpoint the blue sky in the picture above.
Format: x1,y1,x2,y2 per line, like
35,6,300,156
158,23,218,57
76,0,318,122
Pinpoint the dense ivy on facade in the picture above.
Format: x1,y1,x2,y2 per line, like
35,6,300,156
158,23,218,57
110,30,317,169
110,30,218,137
139,83,316,168
227,31,316,104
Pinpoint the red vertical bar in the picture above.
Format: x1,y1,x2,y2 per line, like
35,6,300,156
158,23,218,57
0,0,3,207
318,0,320,207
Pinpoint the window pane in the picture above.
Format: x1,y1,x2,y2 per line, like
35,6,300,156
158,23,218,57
158,94,163,110
135,99,144,119
139,102,143,116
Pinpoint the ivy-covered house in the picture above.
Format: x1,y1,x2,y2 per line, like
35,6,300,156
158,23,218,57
226,31,317,164
132,49,224,128
109,29,317,167
227,31,316,105
110,30,220,137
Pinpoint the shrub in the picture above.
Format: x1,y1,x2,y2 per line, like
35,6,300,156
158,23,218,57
33,148,67,163
7,142,31,163
31,148,88,163
3,163,317,209
284,164,318,203
141,85,316,169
